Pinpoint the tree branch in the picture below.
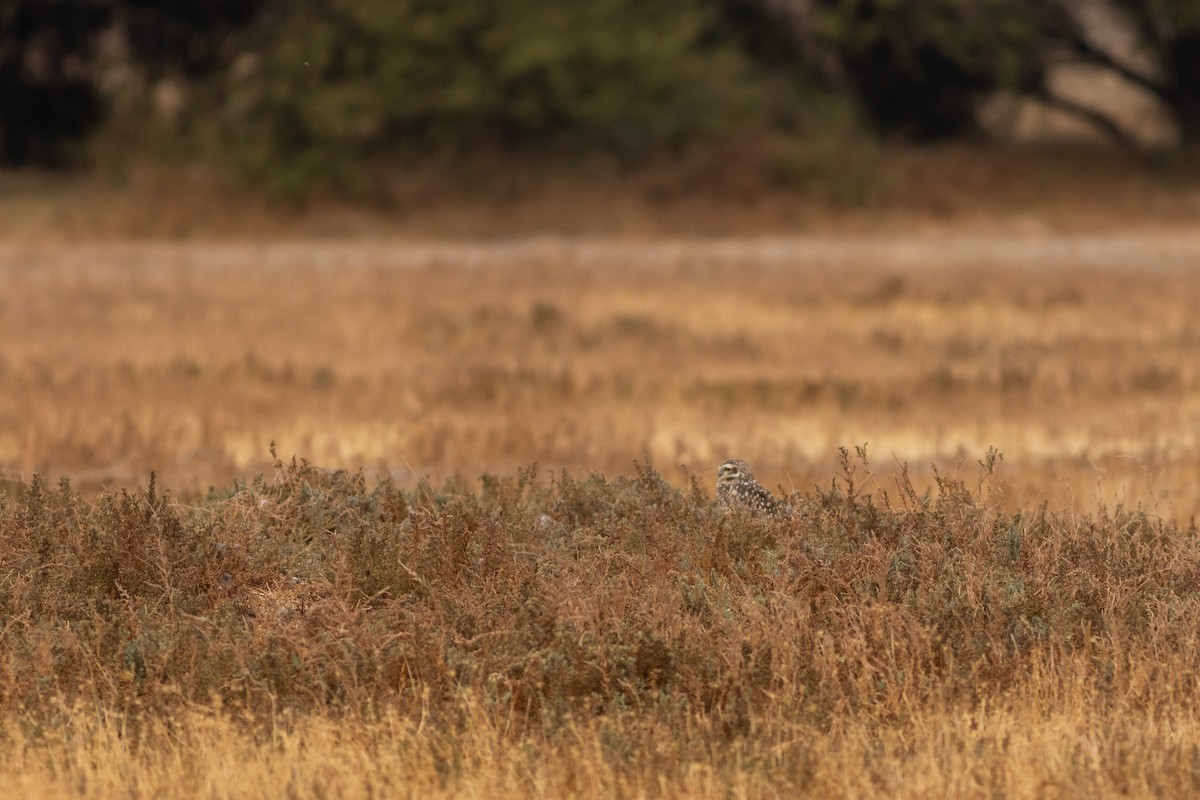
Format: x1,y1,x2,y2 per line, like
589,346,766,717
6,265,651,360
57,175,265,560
1066,31,1172,106
1111,0,1169,63
1030,87,1141,149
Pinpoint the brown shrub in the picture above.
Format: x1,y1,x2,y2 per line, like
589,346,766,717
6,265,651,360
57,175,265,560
2,448,1199,753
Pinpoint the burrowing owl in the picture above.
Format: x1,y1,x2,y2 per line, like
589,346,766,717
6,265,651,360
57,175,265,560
716,459,781,515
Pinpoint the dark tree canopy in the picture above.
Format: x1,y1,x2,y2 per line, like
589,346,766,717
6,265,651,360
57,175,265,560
119,0,265,79
0,0,110,166
1,0,1198,178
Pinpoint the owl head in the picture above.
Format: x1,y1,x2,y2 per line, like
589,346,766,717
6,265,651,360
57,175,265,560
717,458,755,486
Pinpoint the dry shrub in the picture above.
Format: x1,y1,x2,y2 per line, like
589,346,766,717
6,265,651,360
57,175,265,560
3,448,1200,795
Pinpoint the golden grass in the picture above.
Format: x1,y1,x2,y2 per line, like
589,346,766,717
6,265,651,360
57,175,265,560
2,236,1200,517
5,229,1200,797
8,683,1200,800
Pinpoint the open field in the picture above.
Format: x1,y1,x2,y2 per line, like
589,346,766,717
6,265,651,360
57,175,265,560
3,235,1200,516
4,231,1200,797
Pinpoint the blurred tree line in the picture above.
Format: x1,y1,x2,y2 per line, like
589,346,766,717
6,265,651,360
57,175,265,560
2,0,1198,194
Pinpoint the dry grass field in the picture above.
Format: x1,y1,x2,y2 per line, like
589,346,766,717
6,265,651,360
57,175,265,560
4,224,1200,798
3,235,1200,515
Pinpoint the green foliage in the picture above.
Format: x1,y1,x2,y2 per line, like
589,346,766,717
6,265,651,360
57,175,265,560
222,0,757,197
4,452,1200,738
7,0,1200,180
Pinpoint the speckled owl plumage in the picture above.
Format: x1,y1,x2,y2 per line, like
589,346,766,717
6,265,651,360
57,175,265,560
716,459,781,515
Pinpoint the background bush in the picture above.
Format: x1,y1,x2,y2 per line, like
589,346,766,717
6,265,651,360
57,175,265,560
810,0,1045,140
222,0,756,197
2,0,1199,194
